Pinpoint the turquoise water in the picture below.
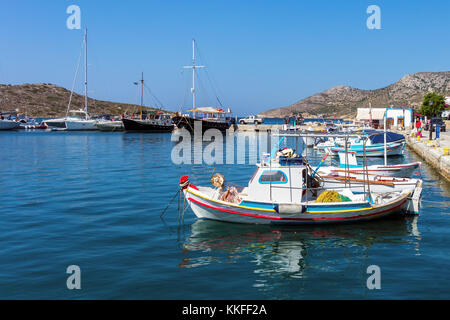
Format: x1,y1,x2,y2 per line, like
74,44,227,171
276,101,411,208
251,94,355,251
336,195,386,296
0,130,449,299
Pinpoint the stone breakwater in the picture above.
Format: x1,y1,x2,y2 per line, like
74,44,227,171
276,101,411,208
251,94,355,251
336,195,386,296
402,131,450,181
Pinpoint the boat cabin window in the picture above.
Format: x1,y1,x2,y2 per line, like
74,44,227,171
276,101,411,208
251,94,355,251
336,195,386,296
259,170,287,184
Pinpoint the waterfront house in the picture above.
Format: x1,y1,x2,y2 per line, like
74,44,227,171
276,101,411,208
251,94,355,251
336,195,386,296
356,107,413,129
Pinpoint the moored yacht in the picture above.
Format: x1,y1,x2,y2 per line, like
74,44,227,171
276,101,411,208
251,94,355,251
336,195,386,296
121,73,174,133
122,113,174,132
64,29,98,131
172,107,233,133
64,110,97,131
172,39,233,133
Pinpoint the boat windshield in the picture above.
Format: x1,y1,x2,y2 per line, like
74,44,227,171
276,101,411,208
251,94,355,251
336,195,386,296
68,111,87,119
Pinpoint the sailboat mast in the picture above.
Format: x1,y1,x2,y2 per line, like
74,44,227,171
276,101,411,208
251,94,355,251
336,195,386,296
84,28,88,119
192,39,196,118
140,72,144,120
183,39,204,119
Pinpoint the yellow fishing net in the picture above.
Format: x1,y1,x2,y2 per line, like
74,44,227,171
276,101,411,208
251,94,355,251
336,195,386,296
315,190,341,203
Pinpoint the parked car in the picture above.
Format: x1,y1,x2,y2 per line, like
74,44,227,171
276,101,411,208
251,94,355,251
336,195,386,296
239,115,264,124
442,110,450,120
424,117,446,132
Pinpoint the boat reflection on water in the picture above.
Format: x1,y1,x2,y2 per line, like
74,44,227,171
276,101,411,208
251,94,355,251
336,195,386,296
178,216,422,283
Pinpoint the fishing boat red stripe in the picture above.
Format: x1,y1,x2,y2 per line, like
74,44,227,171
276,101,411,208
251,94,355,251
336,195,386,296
187,197,407,221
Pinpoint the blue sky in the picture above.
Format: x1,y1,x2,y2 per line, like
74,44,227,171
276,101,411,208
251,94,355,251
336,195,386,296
0,0,449,115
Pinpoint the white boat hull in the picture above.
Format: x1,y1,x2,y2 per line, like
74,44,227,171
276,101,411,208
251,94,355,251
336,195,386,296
315,162,421,178
0,120,20,130
327,140,406,157
65,120,98,131
184,185,410,225
43,118,66,128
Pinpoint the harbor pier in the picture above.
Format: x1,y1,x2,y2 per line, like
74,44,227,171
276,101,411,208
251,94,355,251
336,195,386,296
400,129,450,181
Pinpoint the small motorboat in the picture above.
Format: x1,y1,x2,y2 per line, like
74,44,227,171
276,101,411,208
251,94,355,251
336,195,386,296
179,151,420,225
326,131,406,157
316,150,421,178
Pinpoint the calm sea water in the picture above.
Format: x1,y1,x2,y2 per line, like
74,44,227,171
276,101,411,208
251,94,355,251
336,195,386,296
0,130,449,299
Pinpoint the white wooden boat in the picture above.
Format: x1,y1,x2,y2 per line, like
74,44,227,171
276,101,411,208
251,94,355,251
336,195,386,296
326,131,406,157
316,151,421,178
180,153,419,225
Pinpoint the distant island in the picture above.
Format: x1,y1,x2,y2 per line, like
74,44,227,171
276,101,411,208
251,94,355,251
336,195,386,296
0,83,170,117
259,71,450,118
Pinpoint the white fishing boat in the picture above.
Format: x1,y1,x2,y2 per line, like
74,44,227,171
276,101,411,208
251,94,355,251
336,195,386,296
326,131,406,157
179,149,419,225
316,150,421,178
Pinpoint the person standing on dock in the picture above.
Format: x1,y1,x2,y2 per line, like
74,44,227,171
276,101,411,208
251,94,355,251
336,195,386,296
416,117,422,138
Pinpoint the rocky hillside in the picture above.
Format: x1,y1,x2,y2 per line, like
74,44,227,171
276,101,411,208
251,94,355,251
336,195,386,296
0,83,167,117
260,72,450,118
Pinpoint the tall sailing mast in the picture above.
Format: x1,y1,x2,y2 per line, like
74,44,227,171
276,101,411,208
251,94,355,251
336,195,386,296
183,39,204,118
84,28,88,120
140,72,144,120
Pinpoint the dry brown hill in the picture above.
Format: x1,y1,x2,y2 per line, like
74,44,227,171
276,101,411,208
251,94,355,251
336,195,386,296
0,83,168,117
260,72,450,118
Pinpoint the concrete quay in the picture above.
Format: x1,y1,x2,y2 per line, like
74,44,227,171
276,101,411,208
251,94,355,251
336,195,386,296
401,129,450,181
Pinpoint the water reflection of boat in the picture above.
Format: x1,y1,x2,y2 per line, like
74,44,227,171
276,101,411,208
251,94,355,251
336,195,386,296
179,217,420,275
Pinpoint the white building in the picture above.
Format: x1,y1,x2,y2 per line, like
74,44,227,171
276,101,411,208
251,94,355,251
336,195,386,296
356,107,413,129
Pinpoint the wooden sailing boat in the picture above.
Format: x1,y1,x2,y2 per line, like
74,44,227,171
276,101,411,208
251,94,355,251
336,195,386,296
122,72,174,132
172,39,233,133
